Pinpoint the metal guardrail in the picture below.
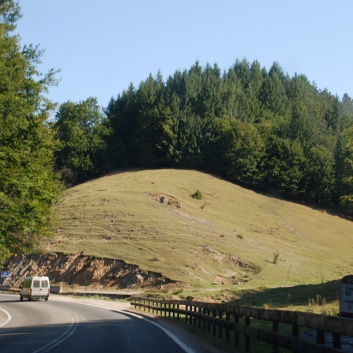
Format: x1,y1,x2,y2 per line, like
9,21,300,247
131,297,353,353
0,286,18,293
0,286,139,298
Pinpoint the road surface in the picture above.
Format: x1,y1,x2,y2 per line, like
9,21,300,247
0,293,196,353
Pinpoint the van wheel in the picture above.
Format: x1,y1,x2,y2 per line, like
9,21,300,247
45,296,49,301
20,295,23,301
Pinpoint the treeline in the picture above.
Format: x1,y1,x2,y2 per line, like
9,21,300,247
2,0,353,258
54,61,353,216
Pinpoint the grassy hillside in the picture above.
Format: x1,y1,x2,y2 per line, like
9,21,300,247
49,169,353,290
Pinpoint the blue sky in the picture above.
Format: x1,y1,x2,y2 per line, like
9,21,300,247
18,0,353,111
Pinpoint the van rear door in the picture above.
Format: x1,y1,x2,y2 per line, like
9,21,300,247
41,278,50,298
31,279,41,297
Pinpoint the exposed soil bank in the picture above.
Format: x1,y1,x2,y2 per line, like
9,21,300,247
2,252,177,290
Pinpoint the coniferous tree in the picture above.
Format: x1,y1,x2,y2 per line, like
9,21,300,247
205,117,265,186
259,62,289,117
303,145,335,203
105,83,138,167
335,126,353,214
289,102,320,153
103,59,353,216
262,136,306,196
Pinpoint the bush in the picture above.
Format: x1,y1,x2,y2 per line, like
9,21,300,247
192,190,203,200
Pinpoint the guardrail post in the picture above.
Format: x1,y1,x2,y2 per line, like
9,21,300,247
207,308,211,333
185,303,188,324
219,310,223,339
333,332,341,349
212,309,217,336
317,329,325,345
234,314,240,348
226,312,230,343
192,304,196,326
245,316,250,352
203,307,207,331
198,306,202,328
272,320,279,353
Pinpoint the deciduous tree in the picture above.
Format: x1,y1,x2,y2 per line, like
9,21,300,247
54,97,111,184
0,0,62,254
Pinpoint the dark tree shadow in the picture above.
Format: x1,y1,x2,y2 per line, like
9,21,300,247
228,279,341,308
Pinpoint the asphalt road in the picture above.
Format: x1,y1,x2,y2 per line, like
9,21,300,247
0,294,194,353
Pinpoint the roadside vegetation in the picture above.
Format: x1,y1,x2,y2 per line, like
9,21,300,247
51,169,352,311
1,1,353,317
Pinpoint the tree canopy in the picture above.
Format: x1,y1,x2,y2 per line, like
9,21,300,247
54,97,111,185
0,0,61,258
102,60,353,215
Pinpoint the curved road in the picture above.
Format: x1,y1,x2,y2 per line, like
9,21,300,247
0,294,194,353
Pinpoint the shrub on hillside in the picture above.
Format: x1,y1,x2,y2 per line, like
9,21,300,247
192,190,203,200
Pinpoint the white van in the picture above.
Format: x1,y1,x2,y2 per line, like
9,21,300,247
20,276,50,301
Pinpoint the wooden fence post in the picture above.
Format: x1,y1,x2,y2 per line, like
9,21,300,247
234,314,240,348
219,310,223,339
272,320,279,353
198,306,202,328
245,316,250,352
207,308,211,333
317,329,325,345
212,309,217,336
193,304,197,326
185,303,188,324
333,332,341,349
203,307,207,331
226,312,230,343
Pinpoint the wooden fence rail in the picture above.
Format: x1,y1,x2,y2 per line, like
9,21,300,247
130,297,353,353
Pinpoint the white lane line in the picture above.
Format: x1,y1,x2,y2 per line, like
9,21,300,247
121,310,197,353
32,312,79,353
0,308,11,327
52,299,196,353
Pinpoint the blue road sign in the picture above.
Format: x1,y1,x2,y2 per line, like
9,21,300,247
1,271,9,278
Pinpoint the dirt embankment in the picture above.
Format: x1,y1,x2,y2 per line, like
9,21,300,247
2,252,176,290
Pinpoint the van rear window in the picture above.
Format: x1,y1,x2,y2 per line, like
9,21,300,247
41,280,48,288
33,280,40,288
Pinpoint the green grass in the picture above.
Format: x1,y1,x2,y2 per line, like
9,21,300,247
49,168,353,303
